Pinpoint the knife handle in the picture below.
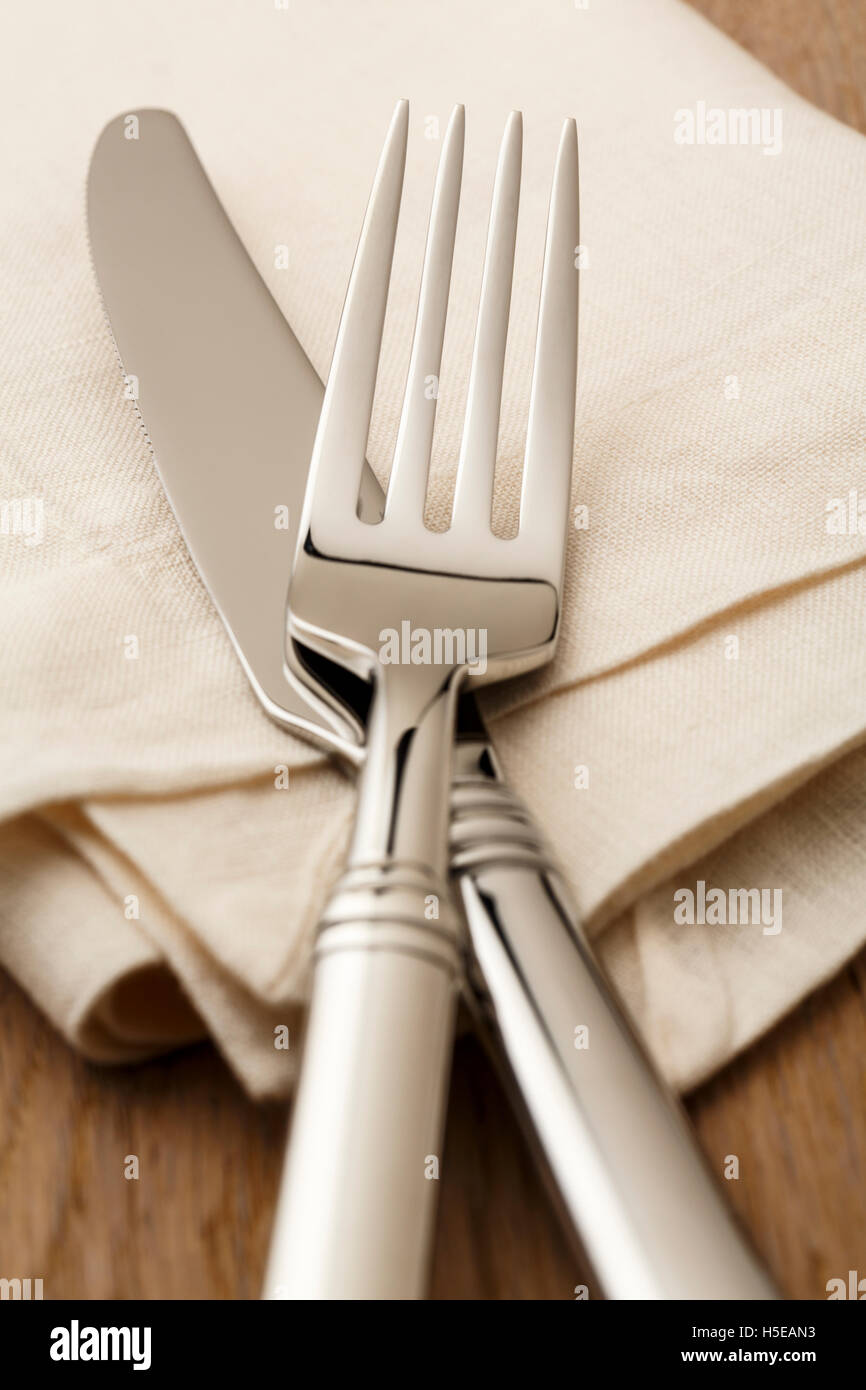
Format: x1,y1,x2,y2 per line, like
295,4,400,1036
450,762,780,1300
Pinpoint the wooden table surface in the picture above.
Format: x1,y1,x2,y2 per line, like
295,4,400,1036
2,0,865,1301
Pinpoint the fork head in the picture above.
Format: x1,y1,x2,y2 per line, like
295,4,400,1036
290,99,579,712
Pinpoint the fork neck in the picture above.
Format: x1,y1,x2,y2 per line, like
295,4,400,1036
348,662,463,877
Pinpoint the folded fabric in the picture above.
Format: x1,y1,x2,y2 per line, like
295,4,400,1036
2,0,865,1096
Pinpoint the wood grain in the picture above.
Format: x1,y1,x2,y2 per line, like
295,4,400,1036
2,0,866,1300
688,0,866,136
1,948,865,1300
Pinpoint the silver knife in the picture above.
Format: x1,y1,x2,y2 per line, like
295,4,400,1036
86,108,779,1299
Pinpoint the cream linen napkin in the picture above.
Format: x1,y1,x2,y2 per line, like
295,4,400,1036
2,0,866,1097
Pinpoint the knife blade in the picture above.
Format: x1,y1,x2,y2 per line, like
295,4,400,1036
86,109,779,1300
86,108,373,756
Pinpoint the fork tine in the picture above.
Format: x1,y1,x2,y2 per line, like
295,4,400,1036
386,104,465,524
518,117,579,554
308,99,409,519
451,110,522,533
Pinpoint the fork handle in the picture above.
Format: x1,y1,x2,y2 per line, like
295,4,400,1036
264,667,463,1301
451,766,780,1300
263,884,459,1299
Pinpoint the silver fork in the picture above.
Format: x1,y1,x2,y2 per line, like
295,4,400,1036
263,100,578,1300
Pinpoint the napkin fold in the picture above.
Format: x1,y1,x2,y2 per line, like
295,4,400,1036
2,0,866,1096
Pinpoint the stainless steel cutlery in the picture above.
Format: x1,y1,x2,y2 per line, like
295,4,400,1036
87,105,779,1300
263,100,577,1297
